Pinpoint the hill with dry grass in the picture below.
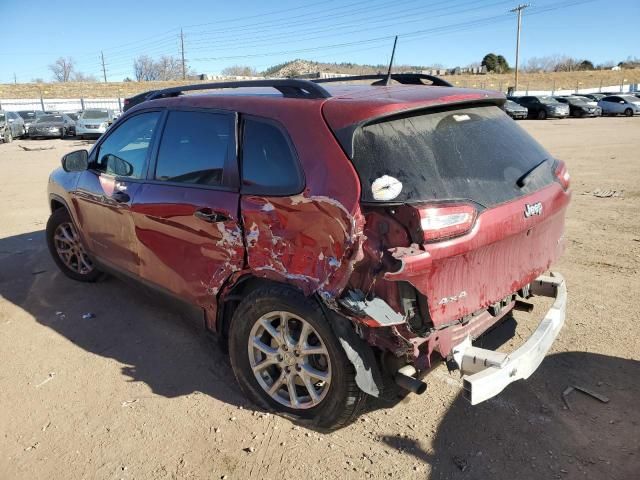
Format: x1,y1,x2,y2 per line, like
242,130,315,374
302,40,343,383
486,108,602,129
1,64,638,99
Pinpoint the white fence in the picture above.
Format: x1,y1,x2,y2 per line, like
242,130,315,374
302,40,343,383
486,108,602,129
0,98,123,113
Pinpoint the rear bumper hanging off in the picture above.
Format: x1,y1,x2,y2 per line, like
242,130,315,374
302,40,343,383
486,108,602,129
452,272,566,405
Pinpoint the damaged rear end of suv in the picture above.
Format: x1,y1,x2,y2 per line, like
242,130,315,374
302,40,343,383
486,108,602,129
322,88,570,411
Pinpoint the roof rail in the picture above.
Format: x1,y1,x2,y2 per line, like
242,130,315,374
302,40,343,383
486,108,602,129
145,79,332,101
312,73,453,87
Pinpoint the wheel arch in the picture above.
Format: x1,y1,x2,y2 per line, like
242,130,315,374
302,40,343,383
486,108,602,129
216,273,384,398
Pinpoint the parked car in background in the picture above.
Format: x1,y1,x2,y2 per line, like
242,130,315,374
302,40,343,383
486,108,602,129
630,92,640,99
75,109,116,139
503,99,528,119
579,93,607,102
553,96,601,117
65,112,81,122
46,76,570,429
17,110,45,134
509,96,570,119
28,113,76,138
598,95,640,116
0,111,26,142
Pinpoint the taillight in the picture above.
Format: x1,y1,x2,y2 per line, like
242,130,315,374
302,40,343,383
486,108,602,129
554,160,570,190
418,204,477,242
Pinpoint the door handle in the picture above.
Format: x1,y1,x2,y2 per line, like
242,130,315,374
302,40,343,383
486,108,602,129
194,209,230,223
112,191,130,203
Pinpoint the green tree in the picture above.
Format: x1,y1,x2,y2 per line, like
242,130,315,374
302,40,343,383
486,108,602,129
482,53,510,73
482,53,498,72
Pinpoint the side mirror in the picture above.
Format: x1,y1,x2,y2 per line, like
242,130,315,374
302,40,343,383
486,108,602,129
62,149,89,172
8,118,14,123
619,101,625,104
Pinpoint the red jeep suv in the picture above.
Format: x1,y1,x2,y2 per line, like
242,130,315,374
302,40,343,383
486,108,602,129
46,75,570,430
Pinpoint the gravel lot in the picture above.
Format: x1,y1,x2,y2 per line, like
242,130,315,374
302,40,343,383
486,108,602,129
1,117,638,480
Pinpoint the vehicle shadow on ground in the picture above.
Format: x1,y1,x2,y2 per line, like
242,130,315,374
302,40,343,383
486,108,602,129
379,351,640,480
0,230,246,407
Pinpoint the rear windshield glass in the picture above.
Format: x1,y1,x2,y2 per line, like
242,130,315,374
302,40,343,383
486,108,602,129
353,105,555,206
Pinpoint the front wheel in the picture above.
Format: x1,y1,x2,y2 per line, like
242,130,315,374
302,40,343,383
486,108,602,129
537,109,547,120
3,129,13,143
46,208,102,282
228,285,366,430
624,108,633,117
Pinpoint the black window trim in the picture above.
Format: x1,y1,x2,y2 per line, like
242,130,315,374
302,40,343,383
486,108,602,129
144,106,240,193
88,107,166,183
238,113,305,197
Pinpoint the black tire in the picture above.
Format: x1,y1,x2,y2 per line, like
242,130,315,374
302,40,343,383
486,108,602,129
228,285,367,430
46,208,102,282
624,108,633,117
537,109,547,120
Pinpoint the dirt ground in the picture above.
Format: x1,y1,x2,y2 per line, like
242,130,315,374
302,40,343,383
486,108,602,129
0,117,639,480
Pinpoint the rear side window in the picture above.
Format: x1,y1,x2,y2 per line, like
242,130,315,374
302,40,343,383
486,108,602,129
155,110,233,187
241,118,302,195
353,105,554,207
96,111,161,178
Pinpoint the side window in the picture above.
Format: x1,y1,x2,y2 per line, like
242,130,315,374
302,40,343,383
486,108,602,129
241,118,302,195
154,110,232,187
96,111,161,178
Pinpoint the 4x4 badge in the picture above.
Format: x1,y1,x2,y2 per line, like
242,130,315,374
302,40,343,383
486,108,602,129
524,202,543,217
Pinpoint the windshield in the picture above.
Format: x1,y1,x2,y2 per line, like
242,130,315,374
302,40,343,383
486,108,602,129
81,110,109,119
37,115,63,123
17,111,38,119
352,105,555,207
621,95,640,103
66,113,79,121
539,96,560,104
505,100,520,108
0,114,5,122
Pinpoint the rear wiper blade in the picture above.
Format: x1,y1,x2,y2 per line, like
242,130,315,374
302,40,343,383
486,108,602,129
516,159,549,188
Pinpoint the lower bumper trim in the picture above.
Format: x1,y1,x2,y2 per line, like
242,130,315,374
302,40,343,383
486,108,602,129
453,272,566,405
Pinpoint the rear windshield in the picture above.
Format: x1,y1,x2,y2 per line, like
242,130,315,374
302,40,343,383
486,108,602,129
353,105,555,206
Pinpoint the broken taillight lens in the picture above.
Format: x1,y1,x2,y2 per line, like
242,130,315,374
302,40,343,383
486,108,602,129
418,204,477,242
554,160,570,190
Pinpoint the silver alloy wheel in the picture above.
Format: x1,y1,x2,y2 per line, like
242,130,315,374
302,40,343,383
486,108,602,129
53,222,94,274
248,311,331,409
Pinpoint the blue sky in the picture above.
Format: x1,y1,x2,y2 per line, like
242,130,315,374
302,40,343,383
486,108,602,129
1,0,638,83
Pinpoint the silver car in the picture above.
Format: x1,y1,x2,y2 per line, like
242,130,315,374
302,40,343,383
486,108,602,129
598,95,640,116
0,111,26,143
75,109,116,139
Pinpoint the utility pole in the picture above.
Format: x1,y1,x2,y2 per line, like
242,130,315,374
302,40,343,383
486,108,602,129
101,51,107,83
13,73,17,84
510,3,530,93
180,28,186,80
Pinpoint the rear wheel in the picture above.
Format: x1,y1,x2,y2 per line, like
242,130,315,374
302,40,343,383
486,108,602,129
228,285,366,430
537,109,547,120
46,208,102,282
624,108,633,117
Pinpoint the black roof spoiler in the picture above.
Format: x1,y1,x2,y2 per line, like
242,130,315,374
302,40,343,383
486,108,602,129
140,74,452,103
312,73,453,87
145,79,332,101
